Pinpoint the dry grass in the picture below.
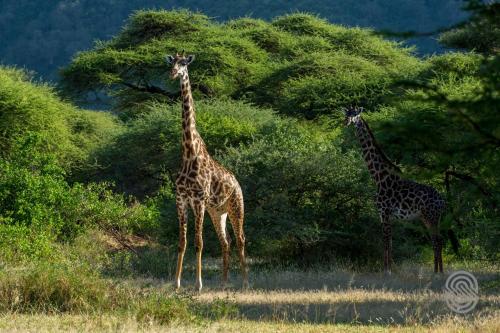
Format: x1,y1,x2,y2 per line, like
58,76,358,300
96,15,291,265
191,263,499,325
0,262,498,332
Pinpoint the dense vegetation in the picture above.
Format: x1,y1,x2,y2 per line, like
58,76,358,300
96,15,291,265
0,0,467,81
0,2,498,324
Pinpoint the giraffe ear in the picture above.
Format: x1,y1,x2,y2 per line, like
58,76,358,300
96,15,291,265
166,55,174,64
186,55,195,65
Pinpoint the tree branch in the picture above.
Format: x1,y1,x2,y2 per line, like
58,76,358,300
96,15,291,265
121,82,179,99
448,108,500,147
445,170,498,210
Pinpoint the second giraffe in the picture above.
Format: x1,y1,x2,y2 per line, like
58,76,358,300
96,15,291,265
344,106,448,274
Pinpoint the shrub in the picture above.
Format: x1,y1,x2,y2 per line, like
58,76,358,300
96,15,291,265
0,67,73,165
0,135,158,261
0,261,112,313
0,66,121,174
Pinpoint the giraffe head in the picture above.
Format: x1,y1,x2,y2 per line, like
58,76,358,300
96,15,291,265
166,52,195,80
344,106,364,126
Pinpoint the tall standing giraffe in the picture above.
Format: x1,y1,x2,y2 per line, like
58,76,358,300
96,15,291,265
344,106,447,273
166,53,248,291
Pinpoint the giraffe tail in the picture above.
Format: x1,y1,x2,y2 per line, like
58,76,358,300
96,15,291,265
447,229,460,255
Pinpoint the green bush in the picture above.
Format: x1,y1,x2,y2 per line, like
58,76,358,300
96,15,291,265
0,66,121,174
0,67,74,165
0,135,158,261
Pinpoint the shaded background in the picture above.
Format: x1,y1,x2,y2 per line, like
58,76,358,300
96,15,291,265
0,0,467,81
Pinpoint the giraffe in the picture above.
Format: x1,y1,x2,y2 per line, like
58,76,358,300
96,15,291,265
166,52,248,292
344,106,446,274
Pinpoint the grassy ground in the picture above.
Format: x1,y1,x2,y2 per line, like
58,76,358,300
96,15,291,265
0,313,498,333
0,260,498,332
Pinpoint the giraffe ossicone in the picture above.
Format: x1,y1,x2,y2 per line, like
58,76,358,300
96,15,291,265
344,106,447,274
166,53,248,292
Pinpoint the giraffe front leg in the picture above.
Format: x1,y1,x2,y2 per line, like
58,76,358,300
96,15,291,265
431,234,439,273
380,214,392,275
193,202,206,292
430,233,443,274
175,198,188,290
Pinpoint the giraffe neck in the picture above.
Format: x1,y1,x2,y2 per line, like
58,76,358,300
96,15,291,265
179,71,201,160
354,117,399,187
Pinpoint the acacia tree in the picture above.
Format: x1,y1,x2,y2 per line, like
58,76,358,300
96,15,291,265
60,10,422,118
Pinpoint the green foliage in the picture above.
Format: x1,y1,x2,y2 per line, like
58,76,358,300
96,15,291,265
0,66,121,174
0,65,157,262
0,67,74,165
61,10,422,118
0,134,156,262
439,1,500,55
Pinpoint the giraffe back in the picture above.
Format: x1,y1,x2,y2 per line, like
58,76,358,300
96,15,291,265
377,178,446,222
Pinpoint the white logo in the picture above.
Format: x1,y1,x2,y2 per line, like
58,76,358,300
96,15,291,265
444,270,479,314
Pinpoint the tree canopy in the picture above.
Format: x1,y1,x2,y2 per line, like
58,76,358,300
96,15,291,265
61,11,422,119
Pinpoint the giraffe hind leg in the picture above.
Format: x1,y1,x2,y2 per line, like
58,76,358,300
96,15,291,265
381,218,392,275
208,208,230,287
226,189,248,289
423,216,443,273
378,209,393,275
431,233,443,273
